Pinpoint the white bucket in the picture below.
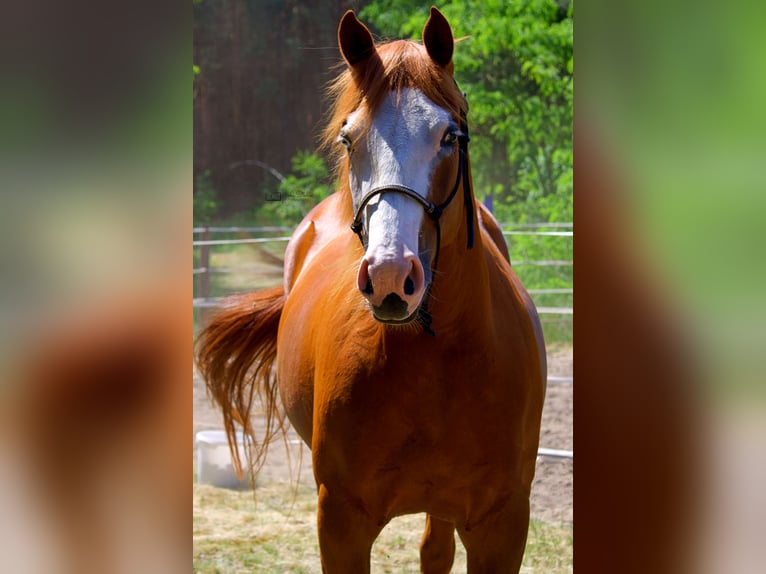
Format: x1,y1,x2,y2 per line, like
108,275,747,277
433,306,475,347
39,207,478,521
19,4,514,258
195,430,251,489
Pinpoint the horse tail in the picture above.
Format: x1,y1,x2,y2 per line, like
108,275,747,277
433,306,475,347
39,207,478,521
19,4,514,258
195,286,286,480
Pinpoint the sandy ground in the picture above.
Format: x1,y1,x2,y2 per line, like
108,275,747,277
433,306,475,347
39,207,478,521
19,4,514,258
531,343,573,524
193,343,572,526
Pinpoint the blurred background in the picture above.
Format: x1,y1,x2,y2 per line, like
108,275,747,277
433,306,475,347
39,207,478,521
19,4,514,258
1,1,190,573
577,1,766,572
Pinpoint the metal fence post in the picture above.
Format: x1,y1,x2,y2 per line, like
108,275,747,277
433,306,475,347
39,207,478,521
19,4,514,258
199,227,211,324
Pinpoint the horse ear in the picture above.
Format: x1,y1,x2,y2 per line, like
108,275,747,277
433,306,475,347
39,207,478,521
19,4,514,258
423,6,454,68
338,10,376,68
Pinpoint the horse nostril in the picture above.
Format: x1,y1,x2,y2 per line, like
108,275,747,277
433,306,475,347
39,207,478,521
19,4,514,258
364,278,374,295
404,276,414,296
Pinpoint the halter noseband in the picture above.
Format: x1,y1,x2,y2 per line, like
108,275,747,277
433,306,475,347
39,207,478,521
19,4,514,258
349,123,474,335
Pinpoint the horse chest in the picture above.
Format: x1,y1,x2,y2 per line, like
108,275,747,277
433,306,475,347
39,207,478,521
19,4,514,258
312,350,524,523
315,340,523,471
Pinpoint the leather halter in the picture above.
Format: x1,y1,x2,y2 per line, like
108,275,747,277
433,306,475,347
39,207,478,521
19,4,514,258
350,124,474,335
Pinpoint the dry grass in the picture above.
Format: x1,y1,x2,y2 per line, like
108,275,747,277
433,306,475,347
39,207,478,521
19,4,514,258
193,482,572,573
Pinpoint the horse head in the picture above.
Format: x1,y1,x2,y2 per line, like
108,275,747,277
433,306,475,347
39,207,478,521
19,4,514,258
329,8,473,326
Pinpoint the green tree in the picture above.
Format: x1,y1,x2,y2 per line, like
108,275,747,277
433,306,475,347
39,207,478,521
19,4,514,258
257,151,334,226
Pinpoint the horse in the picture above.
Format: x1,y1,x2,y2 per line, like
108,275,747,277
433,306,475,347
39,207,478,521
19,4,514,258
196,7,546,573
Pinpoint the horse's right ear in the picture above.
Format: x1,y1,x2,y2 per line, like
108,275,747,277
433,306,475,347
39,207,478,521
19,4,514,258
338,10,376,68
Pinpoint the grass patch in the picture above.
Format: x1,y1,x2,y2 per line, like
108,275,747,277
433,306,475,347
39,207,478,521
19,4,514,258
541,315,573,345
524,520,574,572
193,483,572,573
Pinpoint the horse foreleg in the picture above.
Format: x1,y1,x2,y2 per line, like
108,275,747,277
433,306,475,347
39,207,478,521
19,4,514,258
316,484,382,574
420,514,456,574
457,494,531,573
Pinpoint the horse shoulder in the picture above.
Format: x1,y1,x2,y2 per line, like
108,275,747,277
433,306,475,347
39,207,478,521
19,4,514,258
480,214,547,391
284,191,349,294
476,202,510,263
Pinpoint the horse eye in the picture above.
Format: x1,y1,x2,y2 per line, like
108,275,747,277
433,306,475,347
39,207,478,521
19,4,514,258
441,130,459,147
338,134,352,150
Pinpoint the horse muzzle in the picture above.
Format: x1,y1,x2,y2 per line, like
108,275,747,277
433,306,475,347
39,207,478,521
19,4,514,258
356,251,426,323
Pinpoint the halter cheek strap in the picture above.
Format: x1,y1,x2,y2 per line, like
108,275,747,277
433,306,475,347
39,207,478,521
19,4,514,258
350,126,473,335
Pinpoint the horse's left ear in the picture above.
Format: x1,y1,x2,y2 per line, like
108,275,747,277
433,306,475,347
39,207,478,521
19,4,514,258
422,6,454,68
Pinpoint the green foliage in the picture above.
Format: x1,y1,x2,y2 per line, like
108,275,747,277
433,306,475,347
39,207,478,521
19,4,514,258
193,169,218,225
256,151,334,227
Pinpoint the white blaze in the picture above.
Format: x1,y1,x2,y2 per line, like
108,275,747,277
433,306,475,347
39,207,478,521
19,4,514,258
346,88,453,314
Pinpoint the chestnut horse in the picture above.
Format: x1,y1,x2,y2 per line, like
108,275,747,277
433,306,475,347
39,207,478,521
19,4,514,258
197,8,545,573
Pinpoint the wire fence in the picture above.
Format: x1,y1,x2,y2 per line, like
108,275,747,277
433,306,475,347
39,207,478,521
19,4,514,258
192,223,573,355
192,224,573,314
